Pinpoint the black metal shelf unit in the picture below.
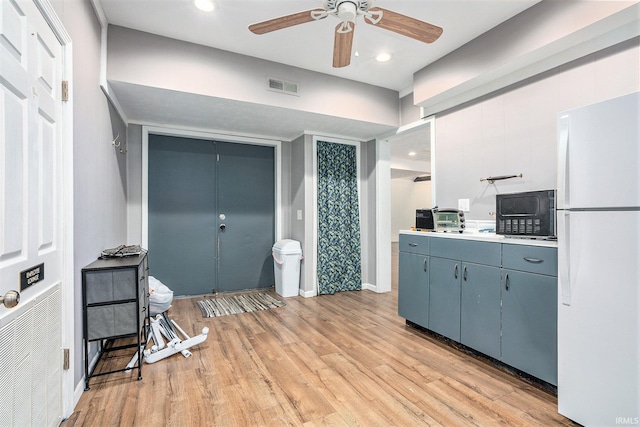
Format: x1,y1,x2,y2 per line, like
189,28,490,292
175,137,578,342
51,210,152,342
82,253,149,390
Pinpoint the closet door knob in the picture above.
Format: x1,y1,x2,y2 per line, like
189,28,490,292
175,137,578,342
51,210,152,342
1,290,20,308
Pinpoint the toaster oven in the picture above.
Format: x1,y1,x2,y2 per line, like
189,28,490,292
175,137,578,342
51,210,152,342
416,208,465,233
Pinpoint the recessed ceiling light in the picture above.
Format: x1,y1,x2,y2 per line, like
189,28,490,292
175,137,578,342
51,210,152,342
408,151,416,156
194,0,216,12
376,52,392,63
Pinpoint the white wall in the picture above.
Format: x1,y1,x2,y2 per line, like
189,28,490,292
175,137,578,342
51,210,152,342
391,178,432,242
434,38,640,220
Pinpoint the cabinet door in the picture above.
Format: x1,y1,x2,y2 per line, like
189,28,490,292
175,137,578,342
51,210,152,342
398,252,429,328
429,257,461,341
502,269,558,385
460,263,501,359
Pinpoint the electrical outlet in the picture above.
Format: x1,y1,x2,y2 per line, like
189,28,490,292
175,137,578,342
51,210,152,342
297,210,303,220
458,199,470,212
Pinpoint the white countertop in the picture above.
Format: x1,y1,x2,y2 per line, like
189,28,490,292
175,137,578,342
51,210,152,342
400,230,558,248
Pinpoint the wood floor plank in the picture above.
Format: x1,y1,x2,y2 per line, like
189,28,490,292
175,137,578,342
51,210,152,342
64,244,575,426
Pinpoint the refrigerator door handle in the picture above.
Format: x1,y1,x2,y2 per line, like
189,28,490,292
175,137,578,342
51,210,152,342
557,114,570,209
558,210,572,305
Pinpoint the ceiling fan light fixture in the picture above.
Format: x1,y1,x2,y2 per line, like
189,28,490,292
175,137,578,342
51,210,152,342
376,52,392,62
337,2,358,22
194,0,215,12
250,1,443,68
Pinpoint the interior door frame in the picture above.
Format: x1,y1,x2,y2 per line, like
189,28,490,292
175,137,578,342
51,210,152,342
141,125,282,253
32,0,76,418
312,135,362,296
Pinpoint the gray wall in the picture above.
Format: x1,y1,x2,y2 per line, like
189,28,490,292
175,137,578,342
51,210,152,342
52,0,129,387
289,135,309,292
107,26,398,128
399,93,422,126
287,135,378,293
126,124,143,245
434,38,640,220
360,139,378,285
280,140,292,240
413,1,638,115
109,26,394,296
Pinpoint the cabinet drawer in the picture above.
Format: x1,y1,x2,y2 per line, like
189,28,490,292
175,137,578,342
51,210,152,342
86,302,138,340
399,234,430,255
85,268,137,304
431,237,501,266
502,244,557,276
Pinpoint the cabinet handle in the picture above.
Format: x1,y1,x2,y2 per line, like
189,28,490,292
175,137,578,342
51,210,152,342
463,265,468,281
423,258,428,273
409,243,418,247
454,264,459,279
505,273,510,291
523,257,543,263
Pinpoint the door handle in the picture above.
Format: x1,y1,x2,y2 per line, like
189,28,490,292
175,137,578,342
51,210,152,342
505,273,510,291
219,224,226,231
463,265,468,281
423,258,427,273
453,264,458,279
1,290,20,308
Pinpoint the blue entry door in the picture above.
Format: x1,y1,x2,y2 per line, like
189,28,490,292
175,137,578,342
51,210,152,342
216,142,275,292
148,135,275,296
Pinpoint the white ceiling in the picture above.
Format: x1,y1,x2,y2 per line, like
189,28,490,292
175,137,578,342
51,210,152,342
98,0,538,92
97,0,540,176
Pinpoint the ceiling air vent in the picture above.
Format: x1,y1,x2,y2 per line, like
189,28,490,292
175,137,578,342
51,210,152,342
267,77,299,96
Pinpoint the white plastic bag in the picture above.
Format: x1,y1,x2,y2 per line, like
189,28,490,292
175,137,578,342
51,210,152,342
148,276,174,315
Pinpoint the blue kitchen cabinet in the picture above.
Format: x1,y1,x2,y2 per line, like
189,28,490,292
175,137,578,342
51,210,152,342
460,262,501,359
398,232,557,386
428,256,461,340
398,234,430,328
501,244,558,386
429,238,501,346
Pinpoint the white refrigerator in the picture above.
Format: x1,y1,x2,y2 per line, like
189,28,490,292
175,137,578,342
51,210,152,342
557,91,640,426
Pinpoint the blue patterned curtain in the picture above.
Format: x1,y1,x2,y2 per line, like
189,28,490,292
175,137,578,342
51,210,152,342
317,141,362,295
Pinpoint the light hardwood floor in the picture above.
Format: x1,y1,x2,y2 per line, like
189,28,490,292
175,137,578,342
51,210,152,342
64,245,575,426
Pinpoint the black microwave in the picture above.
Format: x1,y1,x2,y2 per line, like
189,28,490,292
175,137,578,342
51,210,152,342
496,190,556,239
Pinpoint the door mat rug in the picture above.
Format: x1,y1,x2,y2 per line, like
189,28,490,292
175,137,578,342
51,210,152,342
197,293,285,318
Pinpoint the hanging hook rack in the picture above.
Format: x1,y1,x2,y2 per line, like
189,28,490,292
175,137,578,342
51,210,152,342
112,133,126,154
480,173,523,184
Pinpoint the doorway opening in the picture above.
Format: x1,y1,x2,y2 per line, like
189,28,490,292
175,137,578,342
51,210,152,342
388,118,435,242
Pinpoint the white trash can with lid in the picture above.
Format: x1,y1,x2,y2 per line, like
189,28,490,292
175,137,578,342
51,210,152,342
272,239,302,297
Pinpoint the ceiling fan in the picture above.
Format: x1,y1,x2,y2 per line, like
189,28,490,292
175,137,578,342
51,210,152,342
248,0,443,68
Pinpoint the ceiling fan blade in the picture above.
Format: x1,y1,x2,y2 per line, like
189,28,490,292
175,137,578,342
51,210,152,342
333,22,354,68
249,9,325,35
366,7,443,44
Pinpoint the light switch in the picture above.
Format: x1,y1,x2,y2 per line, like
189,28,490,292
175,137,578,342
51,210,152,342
297,210,303,220
458,199,470,212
